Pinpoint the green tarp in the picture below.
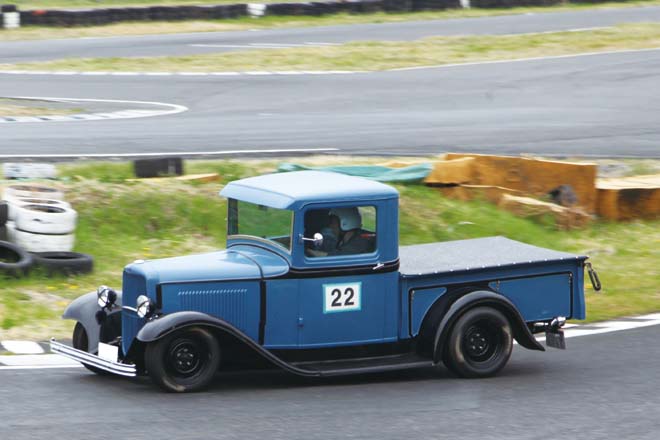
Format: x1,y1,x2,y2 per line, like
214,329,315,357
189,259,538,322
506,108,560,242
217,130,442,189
277,162,433,183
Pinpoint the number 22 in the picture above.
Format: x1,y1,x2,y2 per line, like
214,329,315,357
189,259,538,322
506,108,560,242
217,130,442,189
330,287,355,307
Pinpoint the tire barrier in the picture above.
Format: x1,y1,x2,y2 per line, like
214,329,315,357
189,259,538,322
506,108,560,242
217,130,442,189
11,1,465,27
0,184,91,273
6,198,71,221
0,201,7,226
4,0,629,27
134,157,184,178
11,226,75,253
0,240,33,277
469,0,560,6
2,184,65,202
2,163,57,180
31,251,94,276
14,204,78,235
19,4,248,27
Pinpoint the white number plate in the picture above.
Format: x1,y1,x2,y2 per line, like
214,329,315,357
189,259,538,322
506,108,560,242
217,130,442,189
323,282,361,313
98,342,118,362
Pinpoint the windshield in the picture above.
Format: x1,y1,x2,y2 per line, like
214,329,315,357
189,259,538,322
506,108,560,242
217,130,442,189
227,199,292,251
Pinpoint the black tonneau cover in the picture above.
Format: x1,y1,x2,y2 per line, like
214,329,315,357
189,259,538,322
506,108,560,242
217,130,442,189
399,236,585,277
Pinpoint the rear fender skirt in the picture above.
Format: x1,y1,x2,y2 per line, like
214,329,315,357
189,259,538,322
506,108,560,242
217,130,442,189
136,311,320,377
61,290,123,354
432,290,545,364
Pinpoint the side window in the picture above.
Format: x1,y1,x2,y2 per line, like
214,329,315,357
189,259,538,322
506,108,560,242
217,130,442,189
304,206,377,257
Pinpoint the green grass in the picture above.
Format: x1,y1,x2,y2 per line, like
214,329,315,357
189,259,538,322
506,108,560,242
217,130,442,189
4,0,660,41
7,23,660,72
0,98,84,117
0,157,658,341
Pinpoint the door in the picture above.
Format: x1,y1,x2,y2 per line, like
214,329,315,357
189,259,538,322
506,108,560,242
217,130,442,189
298,271,398,348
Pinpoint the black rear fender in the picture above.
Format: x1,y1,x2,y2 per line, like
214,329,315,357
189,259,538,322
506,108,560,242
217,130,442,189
430,290,545,364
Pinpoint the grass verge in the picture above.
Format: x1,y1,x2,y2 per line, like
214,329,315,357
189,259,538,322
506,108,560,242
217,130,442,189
5,23,660,72
0,98,84,117
0,156,658,341
3,0,660,41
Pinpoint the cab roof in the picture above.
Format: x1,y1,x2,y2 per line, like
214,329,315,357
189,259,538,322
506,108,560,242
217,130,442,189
220,171,399,210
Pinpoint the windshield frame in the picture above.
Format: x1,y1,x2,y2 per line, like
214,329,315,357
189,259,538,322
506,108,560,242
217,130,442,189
226,198,294,253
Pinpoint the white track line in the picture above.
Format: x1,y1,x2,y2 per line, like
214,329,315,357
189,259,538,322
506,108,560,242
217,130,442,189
0,96,188,123
0,148,340,159
2,313,659,370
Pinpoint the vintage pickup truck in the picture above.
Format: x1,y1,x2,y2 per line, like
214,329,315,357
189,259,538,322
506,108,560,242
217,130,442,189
52,171,599,392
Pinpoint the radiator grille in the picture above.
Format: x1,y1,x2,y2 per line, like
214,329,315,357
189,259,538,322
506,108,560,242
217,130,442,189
121,272,147,355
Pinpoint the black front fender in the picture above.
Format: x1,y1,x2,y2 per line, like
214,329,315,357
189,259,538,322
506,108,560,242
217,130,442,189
432,290,545,364
136,312,319,377
62,290,122,354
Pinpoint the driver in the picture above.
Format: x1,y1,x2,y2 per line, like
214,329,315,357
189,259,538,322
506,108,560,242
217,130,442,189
308,207,372,256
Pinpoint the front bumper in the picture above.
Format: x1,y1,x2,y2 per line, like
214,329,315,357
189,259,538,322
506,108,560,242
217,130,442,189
50,339,137,377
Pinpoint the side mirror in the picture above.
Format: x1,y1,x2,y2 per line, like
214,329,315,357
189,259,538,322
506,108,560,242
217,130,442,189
300,233,324,247
312,232,324,247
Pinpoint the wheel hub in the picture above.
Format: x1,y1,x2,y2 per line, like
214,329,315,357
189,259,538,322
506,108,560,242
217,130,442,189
464,325,495,361
168,340,201,376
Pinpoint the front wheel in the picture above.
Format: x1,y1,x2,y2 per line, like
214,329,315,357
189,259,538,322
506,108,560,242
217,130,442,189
145,327,221,393
443,307,513,378
72,322,110,376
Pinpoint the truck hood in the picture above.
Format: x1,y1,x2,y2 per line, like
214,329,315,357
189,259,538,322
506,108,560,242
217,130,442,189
124,245,289,286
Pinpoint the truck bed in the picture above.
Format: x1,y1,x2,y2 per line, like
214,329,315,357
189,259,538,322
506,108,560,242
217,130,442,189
399,236,585,278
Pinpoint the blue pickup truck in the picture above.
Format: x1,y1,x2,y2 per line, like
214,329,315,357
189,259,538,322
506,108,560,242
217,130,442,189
52,171,597,392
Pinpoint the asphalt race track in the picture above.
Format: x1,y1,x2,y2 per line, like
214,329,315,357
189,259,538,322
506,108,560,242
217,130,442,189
1,48,660,157
3,6,660,62
2,7,660,158
2,325,660,439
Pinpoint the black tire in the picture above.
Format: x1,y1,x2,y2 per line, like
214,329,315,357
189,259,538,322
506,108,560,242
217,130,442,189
443,307,513,378
0,240,33,277
72,322,111,376
145,327,221,393
31,251,94,276
133,157,183,178
0,201,8,226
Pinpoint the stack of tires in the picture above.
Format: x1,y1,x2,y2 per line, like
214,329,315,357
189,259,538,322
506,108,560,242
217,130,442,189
0,184,93,277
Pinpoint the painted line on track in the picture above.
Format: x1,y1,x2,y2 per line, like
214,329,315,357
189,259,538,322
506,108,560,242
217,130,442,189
1,313,659,370
0,148,340,159
0,96,188,123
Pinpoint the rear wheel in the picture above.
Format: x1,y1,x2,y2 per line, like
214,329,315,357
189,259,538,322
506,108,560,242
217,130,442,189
145,327,221,393
72,322,110,376
444,307,513,378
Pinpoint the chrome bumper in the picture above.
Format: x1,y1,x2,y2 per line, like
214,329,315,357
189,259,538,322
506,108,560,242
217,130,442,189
50,339,137,377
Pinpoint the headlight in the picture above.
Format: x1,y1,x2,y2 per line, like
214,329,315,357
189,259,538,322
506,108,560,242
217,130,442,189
97,285,117,308
136,295,153,318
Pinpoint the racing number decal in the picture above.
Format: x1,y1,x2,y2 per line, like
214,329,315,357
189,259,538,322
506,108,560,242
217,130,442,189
323,282,362,313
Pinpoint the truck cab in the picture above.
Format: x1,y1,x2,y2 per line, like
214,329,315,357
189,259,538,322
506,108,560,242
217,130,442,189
53,171,593,392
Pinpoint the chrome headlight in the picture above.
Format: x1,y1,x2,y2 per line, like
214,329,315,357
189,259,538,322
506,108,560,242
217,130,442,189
97,285,117,308
136,295,153,318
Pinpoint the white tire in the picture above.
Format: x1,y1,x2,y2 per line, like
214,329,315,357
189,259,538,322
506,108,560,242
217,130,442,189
2,184,65,201
6,221,16,242
7,198,72,221
14,204,77,234
11,228,75,253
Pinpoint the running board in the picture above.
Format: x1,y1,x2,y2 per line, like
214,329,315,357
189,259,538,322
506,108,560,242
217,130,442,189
291,353,432,377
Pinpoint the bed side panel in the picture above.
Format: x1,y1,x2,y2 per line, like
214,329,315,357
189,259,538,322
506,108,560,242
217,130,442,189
489,273,572,322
